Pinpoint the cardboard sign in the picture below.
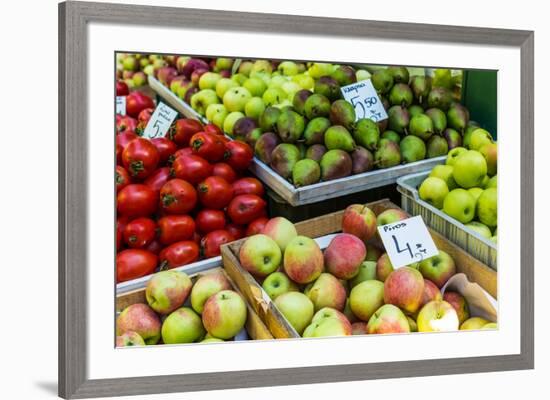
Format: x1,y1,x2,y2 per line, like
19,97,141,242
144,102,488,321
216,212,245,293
142,102,178,139
377,215,438,268
340,80,388,122
115,96,126,116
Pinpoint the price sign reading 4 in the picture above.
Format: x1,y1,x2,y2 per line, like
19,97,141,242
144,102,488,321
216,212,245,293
377,215,438,269
142,102,178,139
340,80,388,122
115,96,126,116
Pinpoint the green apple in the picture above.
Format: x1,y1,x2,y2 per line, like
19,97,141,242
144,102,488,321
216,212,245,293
198,72,222,90
191,89,220,116
282,81,302,98
274,292,314,334
302,316,352,337
243,77,267,97
443,189,476,223
376,208,409,226
251,59,273,74
145,270,192,315
269,75,288,89
476,188,497,228
418,250,456,288
231,73,248,85
419,176,449,209
223,87,252,113
215,57,234,71
469,128,493,151
366,304,410,334
201,337,224,343
215,77,238,99
468,187,484,204
238,61,254,76
482,322,498,329
161,307,205,344
244,97,266,120
223,111,245,136
460,316,489,330
206,103,228,122
376,253,394,282
239,234,282,277
417,300,459,332
429,164,457,190
261,217,298,252
122,55,138,71
486,175,497,189
445,146,468,166
349,280,385,322
453,150,487,188
349,261,377,288
278,61,299,76
190,271,232,314
143,64,155,76
262,271,299,300
292,74,315,90
308,62,334,79
466,221,492,239
202,290,247,339
262,87,287,106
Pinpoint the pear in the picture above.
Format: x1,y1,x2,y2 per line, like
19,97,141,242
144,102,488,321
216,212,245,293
408,105,424,118
425,108,447,134
292,89,312,116
320,149,353,180
276,109,305,143
426,135,449,158
353,118,380,151
410,75,432,104
375,138,402,168
232,117,258,141
305,144,328,162
331,65,357,86
371,69,394,94
382,130,401,144
409,114,434,140
292,159,321,187
447,103,470,132
427,87,453,111
387,66,410,84
443,128,462,150
432,69,453,90
259,106,281,132
304,94,331,119
351,146,374,174
314,76,341,101
324,125,356,152
255,132,281,164
303,117,331,145
389,83,413,107
387,105,410,134
400,135,426,163
329,100,356,130
270,143,301,179
245,127,263,148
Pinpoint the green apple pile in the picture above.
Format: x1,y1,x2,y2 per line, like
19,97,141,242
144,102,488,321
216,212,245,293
238,206,496,337
418,128,497,242
116,269,248,346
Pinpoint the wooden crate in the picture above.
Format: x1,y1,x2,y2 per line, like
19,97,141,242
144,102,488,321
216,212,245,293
116,267,273,341
221,199,497,339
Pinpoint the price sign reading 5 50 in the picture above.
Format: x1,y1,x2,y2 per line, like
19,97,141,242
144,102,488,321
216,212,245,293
341,80,388,123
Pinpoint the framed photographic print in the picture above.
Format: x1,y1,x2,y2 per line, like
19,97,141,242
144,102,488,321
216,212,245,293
59,1,534,398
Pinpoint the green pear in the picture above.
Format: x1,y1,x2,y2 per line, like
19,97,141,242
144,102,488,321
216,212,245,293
324,125,356,151
353,118,380,151
292,159,321,187
400,135,426,163
304,117,331,145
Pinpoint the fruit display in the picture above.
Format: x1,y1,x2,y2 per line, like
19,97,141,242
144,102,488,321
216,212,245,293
116,105,267,283
116,269,251,346
235,204,497,337
418,128,497,242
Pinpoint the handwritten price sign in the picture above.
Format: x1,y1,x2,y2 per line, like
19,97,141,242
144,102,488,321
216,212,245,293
377,215,438,268
142,102,178,139
341,80,388,122
115,96,126,116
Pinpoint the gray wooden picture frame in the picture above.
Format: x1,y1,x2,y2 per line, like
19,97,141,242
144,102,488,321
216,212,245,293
59,1,534,398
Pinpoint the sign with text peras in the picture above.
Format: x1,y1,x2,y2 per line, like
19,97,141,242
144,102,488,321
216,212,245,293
377,215,438,268
142,102,178,139
340,80,388,122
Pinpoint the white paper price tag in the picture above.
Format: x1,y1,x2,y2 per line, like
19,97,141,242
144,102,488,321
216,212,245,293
377,215,438,268
115,96,126,116
340,80,388,122
142,102,178,139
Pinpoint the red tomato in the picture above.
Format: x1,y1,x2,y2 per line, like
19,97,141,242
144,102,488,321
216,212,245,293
116,249,158,282
151,137,177,165
116,80,129,96
201,230,235,258
116,130,138,149
196,209,226,234
245,216,269,236
204,123,223,136
126,91,155,118
116,116,137,134
190,132,226,162
224,141,253,171
143,167,171,193
157,215,196,245
168,147,193,165
167,118,203,147
192,232,202,245
116,144,123,165
144,239,162,255
116,215,130,251
197,176,233,210
212,162,237,183
160,179,197,214
159,241,200,269
123,217,157,248
226,223,245,240
138,108,154,124
116,166,131,193
227,194,267,225
232,177,265,197
117,184,158,218
122,138,160,179
171,154,213,185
